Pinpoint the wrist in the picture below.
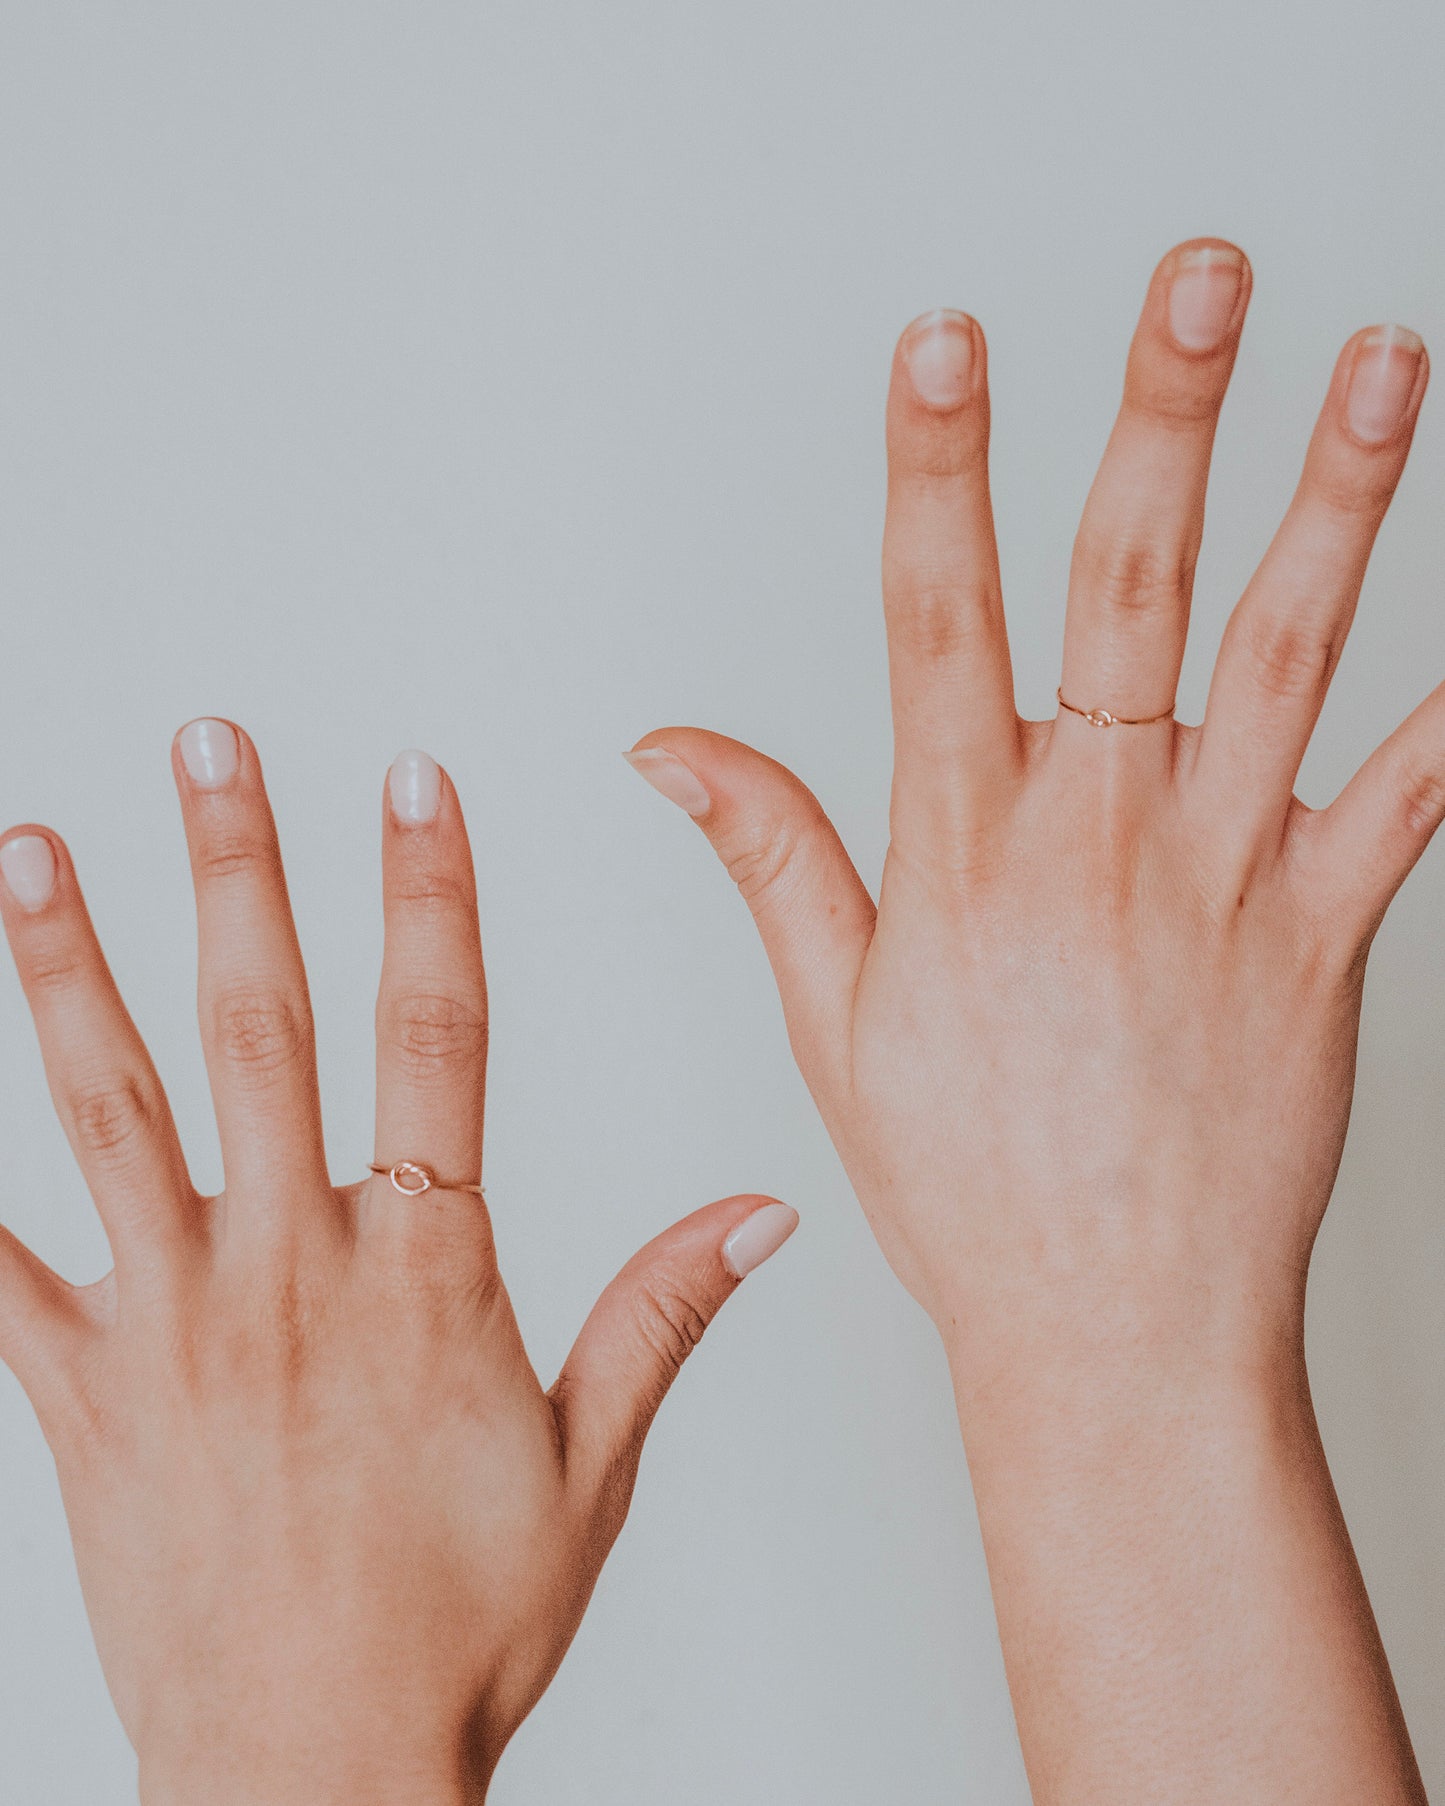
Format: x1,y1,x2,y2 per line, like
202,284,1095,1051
141,1767,479,1806
947,1308,1314,1506
934,1233,1309,1432
936,1250,1320,1579
138,1728,488,1806
129,1657,511,1806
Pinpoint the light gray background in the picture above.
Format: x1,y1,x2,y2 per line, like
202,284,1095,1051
0,3,1440,1800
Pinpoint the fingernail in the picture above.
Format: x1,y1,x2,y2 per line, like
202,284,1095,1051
0,835,57,912
1167,245,1245,352
623,748,711,817
902,310,976,410
389,749,442,824
178,718,240,789
723,1201,799,1280
1345,325,1425,444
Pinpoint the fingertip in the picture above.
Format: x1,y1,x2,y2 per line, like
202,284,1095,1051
1161,236,1250,289
1152,239,1250,358
897,308,983,414
622,746,712,817
387,749,443,826
175,717,242,792
624,727,814,812
1339,324,1429,448
0,828,61,915
721,1198,800,1280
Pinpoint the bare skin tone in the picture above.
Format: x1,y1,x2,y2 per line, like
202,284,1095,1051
0,725,797,1804
627,239,1432,1801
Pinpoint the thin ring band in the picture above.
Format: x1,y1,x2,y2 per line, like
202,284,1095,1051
368,1160,486,1199
1056,686,1175,728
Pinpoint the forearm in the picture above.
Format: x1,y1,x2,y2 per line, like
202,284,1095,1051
949,1316,1425,1804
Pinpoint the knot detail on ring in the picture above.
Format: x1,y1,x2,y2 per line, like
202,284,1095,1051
368,1161,486,1199
1057,687,1174,728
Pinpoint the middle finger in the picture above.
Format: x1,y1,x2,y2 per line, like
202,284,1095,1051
1055,239,1250,763
174,719,332,1232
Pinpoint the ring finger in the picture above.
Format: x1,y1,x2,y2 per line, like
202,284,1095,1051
366,751,490,1263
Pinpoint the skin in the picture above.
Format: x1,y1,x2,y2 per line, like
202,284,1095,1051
628,239,1434,1800
0,727,797,1804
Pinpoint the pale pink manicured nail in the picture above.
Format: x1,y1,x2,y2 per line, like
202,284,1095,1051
902,310,976,410
0,835,57,912
722,1201,799,1279
623,748,711,817
1345,325,1425,444
389,749,441,824
178,718,240,789
1167,246,1245,352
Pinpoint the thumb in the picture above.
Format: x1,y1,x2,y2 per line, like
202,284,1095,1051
551,1193,798,1510
624,727,875,1060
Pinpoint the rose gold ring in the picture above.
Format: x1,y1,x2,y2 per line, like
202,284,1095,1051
368,1160,485,1199
1056,687,1175,728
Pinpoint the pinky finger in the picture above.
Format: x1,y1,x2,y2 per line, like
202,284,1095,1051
1298,677,1445,935
0,1224,98,1429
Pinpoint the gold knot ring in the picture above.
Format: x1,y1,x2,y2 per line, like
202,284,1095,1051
368,1160,486,1199
1056,687,1175,728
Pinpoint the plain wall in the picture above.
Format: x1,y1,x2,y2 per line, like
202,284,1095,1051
0,4,1440,1799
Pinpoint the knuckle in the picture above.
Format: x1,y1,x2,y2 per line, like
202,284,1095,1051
23,939,90,996
1241,614,1335,704
1125,370,1222,429
1072,532,1194,620
50,1379,115,1467
632,1283,709,1375
884,569,998,663
192,831,272,886
214,1273,320,1384
389,867,474,913
724,820,803,909
68,1074,164,1165
891,413,988,483
901,446,975,484
261,1274,313,1375
1392,760,1445,842
211,985,310,1077
379,1228,502,1328
1309,460,1396,523
381,990,488,1077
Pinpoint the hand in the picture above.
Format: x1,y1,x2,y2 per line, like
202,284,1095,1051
0,721,797,1805
627,241,1430,1800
